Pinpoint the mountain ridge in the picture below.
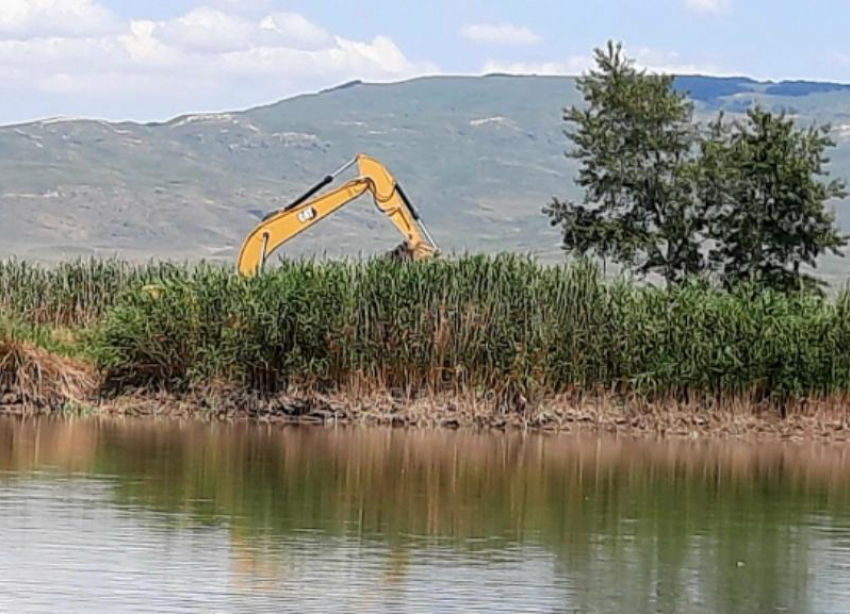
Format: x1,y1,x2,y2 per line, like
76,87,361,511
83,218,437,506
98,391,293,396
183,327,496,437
10,73,850,128
1,74,849,282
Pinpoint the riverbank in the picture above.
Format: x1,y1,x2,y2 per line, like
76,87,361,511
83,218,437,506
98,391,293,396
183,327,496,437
5,255,850,441
100,392,850,441
7,393,850,442
4,346,850,441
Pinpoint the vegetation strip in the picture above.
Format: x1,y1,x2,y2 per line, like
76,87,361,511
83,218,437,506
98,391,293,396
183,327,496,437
4,256,850,438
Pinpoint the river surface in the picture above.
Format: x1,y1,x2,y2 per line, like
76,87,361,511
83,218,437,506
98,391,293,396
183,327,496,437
2,418,850,613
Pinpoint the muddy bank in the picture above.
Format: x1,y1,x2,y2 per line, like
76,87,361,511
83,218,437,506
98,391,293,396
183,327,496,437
5,381,850,442
124,392,850,442
3,336,850,441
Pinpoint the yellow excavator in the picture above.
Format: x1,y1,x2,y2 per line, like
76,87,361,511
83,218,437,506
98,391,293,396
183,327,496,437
237,154,440,276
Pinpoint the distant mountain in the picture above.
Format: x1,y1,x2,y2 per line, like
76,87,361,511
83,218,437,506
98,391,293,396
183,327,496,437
764,81,850,97
672,76,759,102
1,74,850,281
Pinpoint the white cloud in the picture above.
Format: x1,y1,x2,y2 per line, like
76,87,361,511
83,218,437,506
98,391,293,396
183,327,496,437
683,0,729,14
121,20,178,67
0,2,439,121
259,12,332,50
484,47,729,77
153,9,332,54
461,23,541,46
209,0,271,13
630,47,727,75
220,35,437,81
154,7,255,53
0,0,119,38
483,57,593,76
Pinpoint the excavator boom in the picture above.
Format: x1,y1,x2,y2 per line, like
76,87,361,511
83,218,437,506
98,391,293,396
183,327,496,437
238,154,439,276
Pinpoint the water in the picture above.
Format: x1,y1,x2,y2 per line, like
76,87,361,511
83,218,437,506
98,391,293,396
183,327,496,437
2,418,850,613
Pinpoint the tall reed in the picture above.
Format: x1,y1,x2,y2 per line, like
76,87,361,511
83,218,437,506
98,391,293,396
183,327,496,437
79,255,850,403
0,258,192,326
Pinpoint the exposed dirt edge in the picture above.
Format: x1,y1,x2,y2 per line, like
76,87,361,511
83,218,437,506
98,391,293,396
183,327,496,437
3,350,850,441
51,387,850,442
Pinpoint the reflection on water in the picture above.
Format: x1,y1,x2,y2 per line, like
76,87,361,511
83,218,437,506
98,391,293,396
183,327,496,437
2,418,850,613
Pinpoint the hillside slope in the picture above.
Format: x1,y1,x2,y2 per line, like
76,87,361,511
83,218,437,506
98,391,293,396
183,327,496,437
2,74,850,278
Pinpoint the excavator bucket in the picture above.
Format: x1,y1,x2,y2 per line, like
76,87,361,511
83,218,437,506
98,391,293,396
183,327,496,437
388,242,416,262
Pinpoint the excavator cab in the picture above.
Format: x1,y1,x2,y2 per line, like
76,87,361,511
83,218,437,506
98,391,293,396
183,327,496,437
237,154,439,276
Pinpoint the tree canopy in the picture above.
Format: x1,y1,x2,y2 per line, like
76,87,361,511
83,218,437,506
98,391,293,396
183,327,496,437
703,108,847,291
546,41,847,291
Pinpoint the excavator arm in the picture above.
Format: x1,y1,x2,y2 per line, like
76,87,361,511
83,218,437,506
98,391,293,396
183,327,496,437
238,179,371,277
238,154,439,277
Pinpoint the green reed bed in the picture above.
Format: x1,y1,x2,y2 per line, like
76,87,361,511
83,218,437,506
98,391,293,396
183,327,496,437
4,255,850,404
56,255,850,403
0,259,194,326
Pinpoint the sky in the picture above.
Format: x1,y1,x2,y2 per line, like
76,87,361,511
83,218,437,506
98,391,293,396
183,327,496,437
2,0,850,124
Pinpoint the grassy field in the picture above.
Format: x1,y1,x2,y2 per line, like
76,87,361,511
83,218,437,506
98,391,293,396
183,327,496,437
4,256,850,416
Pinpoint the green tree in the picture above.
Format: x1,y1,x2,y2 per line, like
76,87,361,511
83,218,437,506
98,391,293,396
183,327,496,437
703,108,847,292
544,41,707,284
548,41,848,292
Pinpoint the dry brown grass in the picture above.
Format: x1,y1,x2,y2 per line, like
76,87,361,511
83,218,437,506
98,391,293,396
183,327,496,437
0,338,96,413
91,384,850,442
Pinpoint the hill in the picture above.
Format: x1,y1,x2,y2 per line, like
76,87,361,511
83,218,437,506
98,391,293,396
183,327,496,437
2,74,850,280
